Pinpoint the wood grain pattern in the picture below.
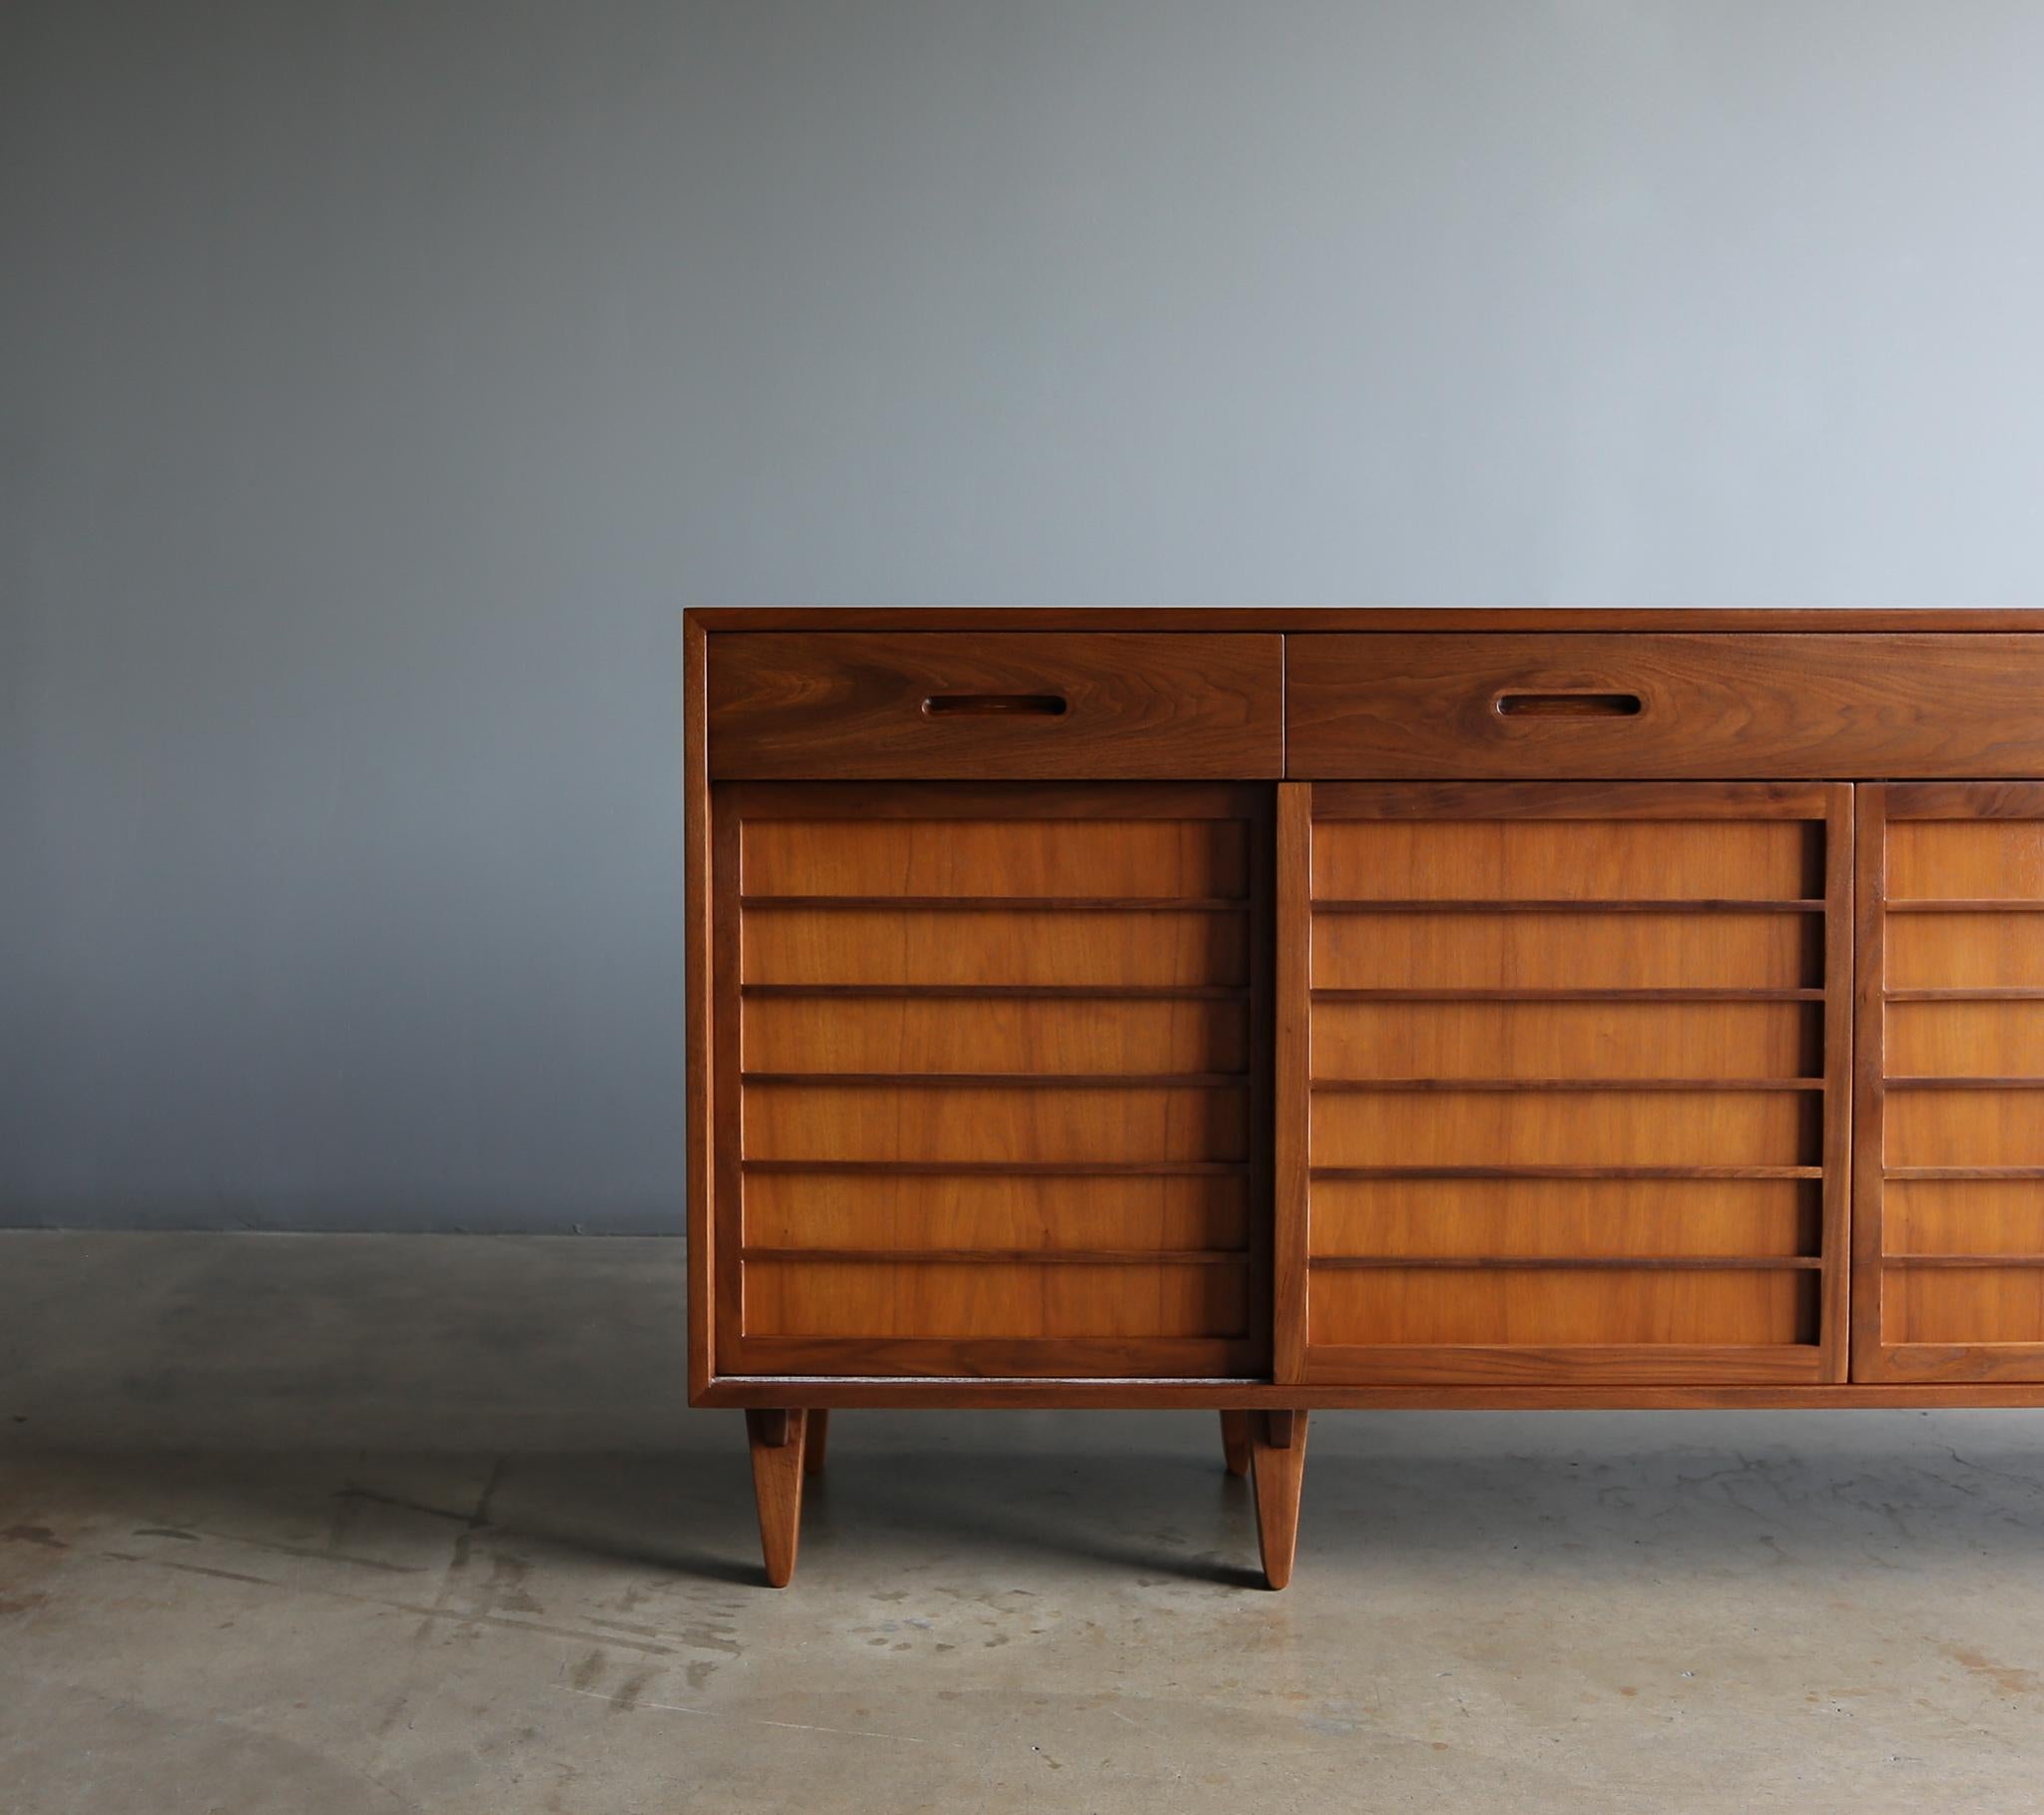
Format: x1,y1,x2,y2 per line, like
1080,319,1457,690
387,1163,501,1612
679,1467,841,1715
744,996,1250,1075
744,1172,1251,1254
1248,1411,1308,1589
708,632,1282,778
687,607,2044,635
1309,1267,1815,1347
1857,786,2044,1382
1288,635,2044,779
1219,1410,1253,1477
714,781,1272,1380
1309,1179,1817,1259
1312,913,1818,991
1312,817,1818,900
686,617,715,1398
1312,1001,1820,1079
1273,783,1311,1384
1299,781,1848,1386
1818,784,1855,1380
699,1373,2044,1407
745,1258,1249,1339
743,813,1250,897
746,1408,808,1588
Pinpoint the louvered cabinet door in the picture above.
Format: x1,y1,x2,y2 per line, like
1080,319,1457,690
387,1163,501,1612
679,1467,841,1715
713,782,1272,1379
1282,781,1852,1387
1854,784,2044,1383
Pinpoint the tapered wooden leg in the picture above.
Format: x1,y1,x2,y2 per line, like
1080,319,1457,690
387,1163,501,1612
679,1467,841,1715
746,1409,808,1588
1219,1410,1253,1477
802,1409,830,1477
1248,1410,1308,1589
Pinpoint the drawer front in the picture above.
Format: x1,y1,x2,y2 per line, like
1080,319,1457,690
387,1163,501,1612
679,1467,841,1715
713,780,1273,1379
1287,634,2044,779
709,632,1282,779
1283,780,1853,1389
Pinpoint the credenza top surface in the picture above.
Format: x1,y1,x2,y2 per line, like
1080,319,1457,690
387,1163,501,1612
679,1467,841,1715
688,608,2044,634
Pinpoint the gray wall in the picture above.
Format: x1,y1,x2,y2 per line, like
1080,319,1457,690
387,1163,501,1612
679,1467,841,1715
6,3,2044,1231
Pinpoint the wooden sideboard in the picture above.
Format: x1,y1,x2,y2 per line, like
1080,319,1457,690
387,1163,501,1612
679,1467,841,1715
686,610,2044,1588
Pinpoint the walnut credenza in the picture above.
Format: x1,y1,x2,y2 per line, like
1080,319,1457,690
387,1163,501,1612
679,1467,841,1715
686,609,2044,1587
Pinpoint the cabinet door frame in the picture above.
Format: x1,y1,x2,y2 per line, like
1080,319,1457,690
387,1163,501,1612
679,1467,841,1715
709,778,1275,1382
1280,779,1854,1387
1853,781,2044,1384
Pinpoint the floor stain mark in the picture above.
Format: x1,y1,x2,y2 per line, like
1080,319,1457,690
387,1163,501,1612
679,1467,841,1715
333,1487,483,1525
560,1683,930,1744
113,1554,278,1588
2,1525,66,1551
1944,1645,2042,1698
92,1546,674,1654
198,1533,424,1576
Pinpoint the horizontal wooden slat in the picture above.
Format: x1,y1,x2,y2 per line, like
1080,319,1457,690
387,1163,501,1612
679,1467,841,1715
744,906,1246,986
746,1159,1251,1176
741,814,1249,898
1310,816,1816,900
1887,899,2044,913
1298,1343,1821,1387
1886,1254,2044,1268
744,995,1249,1075
745,1084,1248,1163
741,895,1247,912
727,1335,1258,1379
744,984,1251,1000
1309,1255,1821,1271
1310,1077,1823,1093
1309,780,1838,820
1310,898,1823,915
1309,1178,1817,1260
1888,1077,2044,1090
1313,987,1827,1003
1311,912,1817,991
1309,1267,1816,1346
1312,1090,1817,1168
743,1248,1247,1266
745,1258,1249,1340
1312,1000,1820,1081
1312,1164,1823,1180
1886,988,2044,1002
744,1171,1251,1253
743,1072,1247,1090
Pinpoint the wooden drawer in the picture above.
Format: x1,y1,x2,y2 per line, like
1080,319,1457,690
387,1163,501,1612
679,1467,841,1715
708,632,1282,779
1286,634,2044,779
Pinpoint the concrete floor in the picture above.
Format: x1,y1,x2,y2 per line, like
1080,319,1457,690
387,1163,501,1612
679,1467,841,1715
4,1235,2044,1813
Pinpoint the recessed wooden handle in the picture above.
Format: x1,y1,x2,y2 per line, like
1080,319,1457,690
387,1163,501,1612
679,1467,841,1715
921,692,1069,718
1494,691,1644,718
